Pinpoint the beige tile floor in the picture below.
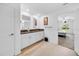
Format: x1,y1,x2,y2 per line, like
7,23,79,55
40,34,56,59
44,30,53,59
19,41,77,56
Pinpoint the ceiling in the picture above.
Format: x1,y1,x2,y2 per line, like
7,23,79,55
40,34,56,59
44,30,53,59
21,3,63,15
21,3,79,15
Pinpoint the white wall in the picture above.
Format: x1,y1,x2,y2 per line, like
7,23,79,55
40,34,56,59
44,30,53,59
44,14,58,44
73,10,79,55
14,4,21,55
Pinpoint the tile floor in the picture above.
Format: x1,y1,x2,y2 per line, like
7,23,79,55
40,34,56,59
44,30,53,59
19,41,77,56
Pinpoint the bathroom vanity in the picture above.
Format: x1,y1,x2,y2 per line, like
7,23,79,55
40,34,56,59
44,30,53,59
21,29,44,49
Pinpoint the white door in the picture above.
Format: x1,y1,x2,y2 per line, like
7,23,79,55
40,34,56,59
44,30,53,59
0,4,15,56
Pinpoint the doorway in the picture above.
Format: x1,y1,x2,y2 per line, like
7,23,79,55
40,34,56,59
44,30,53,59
58,15,74,50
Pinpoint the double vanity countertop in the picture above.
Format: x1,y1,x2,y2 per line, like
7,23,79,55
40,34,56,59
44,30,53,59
21,29,44,34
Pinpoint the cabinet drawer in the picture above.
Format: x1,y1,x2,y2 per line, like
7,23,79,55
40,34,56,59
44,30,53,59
30,33,38,44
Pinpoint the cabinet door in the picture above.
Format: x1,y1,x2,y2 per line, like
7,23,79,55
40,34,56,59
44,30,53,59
30,33,38,44
21,34,30,49
21,32,44,49
37,32,44,41
30,32,44,44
